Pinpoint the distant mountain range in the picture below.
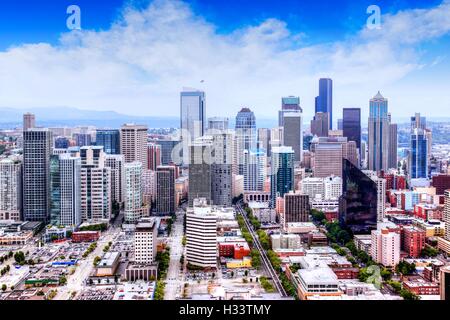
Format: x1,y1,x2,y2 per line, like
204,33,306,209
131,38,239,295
0,107,180,129
0,106,449,130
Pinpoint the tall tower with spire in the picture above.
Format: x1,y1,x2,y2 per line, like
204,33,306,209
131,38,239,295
368,91,390,172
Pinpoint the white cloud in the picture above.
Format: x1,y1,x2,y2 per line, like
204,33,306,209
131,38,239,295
0,0,449,122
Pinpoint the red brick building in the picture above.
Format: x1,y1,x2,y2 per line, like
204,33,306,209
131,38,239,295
71,231,100,243
432,174,450,195
218,242,250,259
403,280,439,295
401,227,425,258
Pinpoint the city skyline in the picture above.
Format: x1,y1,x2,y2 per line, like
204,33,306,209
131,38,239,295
0,0,450,120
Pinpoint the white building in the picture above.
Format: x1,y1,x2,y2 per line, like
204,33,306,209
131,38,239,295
324,176,343,200
0,158,22,221
186,198,218,269
271,233,302,250
363,170,386,222
243,149,267,192
80,146,111,222
301,176,342,201
142,169,156,206
371,228,400,267
59,154,82,226
134,218,157,265
124,162,148,223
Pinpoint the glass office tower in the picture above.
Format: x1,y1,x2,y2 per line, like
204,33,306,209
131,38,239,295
339,159,378,234
96,129,120,155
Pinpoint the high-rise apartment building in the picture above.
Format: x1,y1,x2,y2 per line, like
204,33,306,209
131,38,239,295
147,143,162,171
134,218,157,265
371,228,400,267
80,146,111,222
186,198,218,269
105,154,125,206
0,158,22,221
50,154,81,226
120,124,148,165
368,92,390,171
243,149,267,192
96,129,120,155
23,128,53,222
124,161,148,223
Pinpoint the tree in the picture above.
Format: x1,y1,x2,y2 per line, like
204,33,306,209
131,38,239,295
337,230,351,244
14,251,25,264
400,289,420,300
396,261,416,276
311,209,326,223
1,284,7,292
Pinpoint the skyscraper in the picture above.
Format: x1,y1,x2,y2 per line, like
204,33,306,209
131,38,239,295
279,96,302,127
343,108,361,153
388,122,398,170
210,131,233,207
235,108,257,174
80,146,111,222
147,143,162,171
23,113,35,132
0,158,22,221
73,133,92,147
368,91,390,172
270,146,295,208
282,192,310,227
315,78,333,129
409,113,429,179
310,112,329,137
186,198,218,269
445,190,450,241
155,165,176,215
207,117,229,132
23,128,53,222
188,137,212,206
120,124,148,165
180,88,206,164
339,159,378,234
96,129,120,155
283,110,303,162
105,154,125,207
257,128,271,156
243,149,267,192
51,154,81,226
124,161,148,223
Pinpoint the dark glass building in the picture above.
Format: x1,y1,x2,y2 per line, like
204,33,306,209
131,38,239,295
339,159,378,234
343,108,361,151
96,129,120,155
55,137,70,149
315,78,333,129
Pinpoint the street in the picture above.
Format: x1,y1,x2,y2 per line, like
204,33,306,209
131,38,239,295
164,208,185,300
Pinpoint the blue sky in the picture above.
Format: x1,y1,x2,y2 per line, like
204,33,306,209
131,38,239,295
0,0,449,121
0,0,443,48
